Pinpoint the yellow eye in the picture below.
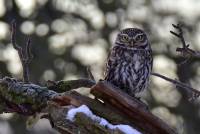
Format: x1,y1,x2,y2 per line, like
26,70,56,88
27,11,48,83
135,34,144,42
120,34,129,42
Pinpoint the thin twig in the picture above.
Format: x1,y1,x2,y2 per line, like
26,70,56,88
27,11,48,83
23,37,33,83
47,78,96,92
56,79,96,92
11,20,33,83
170,24,187,48
170,23,200,60
11,21,24,60
25,37,33,62
151,72,200,101
87,67,95,81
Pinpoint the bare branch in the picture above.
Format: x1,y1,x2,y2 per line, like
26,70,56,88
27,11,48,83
170,23,200,60
11,20,21,50
11,21,33,83
151,72,200,101
23,37,33,83
52,79,96,92
11,20,24,60
170,23,187,48
25,37,33,62
86,66,95,81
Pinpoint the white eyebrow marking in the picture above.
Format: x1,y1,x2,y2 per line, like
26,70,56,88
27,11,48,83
133,33,145,40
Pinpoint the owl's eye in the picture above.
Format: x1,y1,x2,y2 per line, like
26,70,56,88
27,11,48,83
120,34,129,43
135,34,144,42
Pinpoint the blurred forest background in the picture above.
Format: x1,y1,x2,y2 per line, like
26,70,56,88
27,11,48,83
0,0,200,134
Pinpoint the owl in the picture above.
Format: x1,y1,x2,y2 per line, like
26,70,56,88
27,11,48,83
104,28,153,97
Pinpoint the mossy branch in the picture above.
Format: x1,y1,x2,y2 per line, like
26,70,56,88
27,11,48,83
0,77,95,115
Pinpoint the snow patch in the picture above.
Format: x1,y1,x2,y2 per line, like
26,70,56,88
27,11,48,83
66,105,142,134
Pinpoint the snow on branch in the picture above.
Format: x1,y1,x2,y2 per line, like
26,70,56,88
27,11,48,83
90,81,177,134
67,105,142,134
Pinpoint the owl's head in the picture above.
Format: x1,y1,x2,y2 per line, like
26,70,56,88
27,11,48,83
115,28,149,49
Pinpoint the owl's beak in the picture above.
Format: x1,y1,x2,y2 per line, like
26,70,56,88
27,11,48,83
130,40,136,46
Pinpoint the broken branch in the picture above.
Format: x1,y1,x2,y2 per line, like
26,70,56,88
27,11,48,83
90,81,177,134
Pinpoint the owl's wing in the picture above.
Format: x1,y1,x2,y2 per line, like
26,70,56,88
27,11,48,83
104,47,118,79
148,49,153,71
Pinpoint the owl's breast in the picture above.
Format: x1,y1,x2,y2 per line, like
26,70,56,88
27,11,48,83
122,51,145,72
105,47,152,94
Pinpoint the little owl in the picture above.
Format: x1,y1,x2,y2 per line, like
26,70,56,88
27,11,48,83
104,28,153,96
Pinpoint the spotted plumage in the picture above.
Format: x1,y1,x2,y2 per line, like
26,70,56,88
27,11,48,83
104,28,153,96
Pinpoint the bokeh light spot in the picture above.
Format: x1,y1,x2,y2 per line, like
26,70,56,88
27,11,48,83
20,21,35,35
35,24,49,36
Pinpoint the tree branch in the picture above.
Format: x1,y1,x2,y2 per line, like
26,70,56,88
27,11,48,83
0,77,95,115
87,66,96,82
0,77,177,133
170,23,200,60
151,72,200,100
90,81,177,134
11,20,33,83
47,79,96,93
0,77,59,115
